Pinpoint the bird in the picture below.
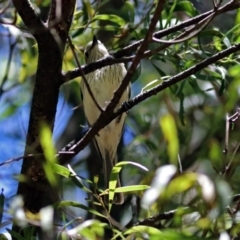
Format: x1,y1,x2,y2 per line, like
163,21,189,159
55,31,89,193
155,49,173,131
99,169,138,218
80,35,131,205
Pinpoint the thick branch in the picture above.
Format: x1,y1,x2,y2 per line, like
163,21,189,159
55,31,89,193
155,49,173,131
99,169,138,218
12,0,44,34
13,0,76,222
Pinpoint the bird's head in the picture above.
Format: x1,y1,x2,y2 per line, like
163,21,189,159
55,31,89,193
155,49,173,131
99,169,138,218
84,35,109,63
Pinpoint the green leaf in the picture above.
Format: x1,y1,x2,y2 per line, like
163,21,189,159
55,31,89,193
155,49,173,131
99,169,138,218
229,64,240,77
54,201,107,219
68,165,92,193
122,1,135,22
6,229,26,240
108,161,148,211
115,185,149,193
74,10,83,20
159,114,179,165
131,64,141,83
0,233,8,240
235,9,240,25
165,0,177,28
67,220,106,239
175,1,197,17
141,79,162,92
53,164,71,178
39,123,57,187
114,161,148,171
91,14,126,27
92,25,120,31
124,226,162,237
40,123,56,163
153,229,206,240
0,105,18,120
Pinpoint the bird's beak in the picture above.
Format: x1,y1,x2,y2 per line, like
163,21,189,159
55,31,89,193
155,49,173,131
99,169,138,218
92,35,98,48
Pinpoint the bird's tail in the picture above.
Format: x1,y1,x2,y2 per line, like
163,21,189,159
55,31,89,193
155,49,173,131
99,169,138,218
103,151,124,205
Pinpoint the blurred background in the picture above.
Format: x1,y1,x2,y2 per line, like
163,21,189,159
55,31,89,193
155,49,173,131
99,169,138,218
1,0,240,236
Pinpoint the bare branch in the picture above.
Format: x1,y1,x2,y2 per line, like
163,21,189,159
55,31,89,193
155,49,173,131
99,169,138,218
67,36,103,113
0,151,74,167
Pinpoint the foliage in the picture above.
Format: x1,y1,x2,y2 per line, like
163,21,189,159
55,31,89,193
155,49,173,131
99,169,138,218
1,0,240,239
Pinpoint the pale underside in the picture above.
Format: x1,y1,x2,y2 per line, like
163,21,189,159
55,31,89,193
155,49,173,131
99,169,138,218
81,62,130,184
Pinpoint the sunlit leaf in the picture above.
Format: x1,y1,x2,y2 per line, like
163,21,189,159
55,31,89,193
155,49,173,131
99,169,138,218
40,123,56,162
39,123,57,187
159,114,179,164
91,14,126,27
108,161,148,211
114,185,149,193
74,10,83,20
124,226,162,237
235,9,240,25
53,164,71,178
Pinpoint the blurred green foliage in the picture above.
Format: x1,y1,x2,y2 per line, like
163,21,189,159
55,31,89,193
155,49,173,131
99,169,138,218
1,0,240,239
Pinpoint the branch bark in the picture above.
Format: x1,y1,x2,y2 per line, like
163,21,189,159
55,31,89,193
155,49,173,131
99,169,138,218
12,0,76,236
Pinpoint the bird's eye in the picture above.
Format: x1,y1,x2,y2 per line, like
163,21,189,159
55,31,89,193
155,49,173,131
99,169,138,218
85,51,89,58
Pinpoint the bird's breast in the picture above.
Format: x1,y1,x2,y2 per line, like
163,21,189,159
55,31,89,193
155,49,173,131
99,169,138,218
82,64,127,125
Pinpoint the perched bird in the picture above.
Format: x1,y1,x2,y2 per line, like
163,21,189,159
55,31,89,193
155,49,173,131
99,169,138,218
81,36,130,205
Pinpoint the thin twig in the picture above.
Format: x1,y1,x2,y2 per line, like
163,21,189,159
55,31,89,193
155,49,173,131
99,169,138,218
59,41,240,164
62,0,240,83
67,36,103,113
224,113,229,157
0,151,75,167
59,0,166,163
152,7,217,44
224,142,240,177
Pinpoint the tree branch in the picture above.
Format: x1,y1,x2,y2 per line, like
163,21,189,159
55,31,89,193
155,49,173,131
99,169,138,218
12,0,76,229
59,41,240,164
61,0,240,83
59,0,166,163
12,0,44,34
